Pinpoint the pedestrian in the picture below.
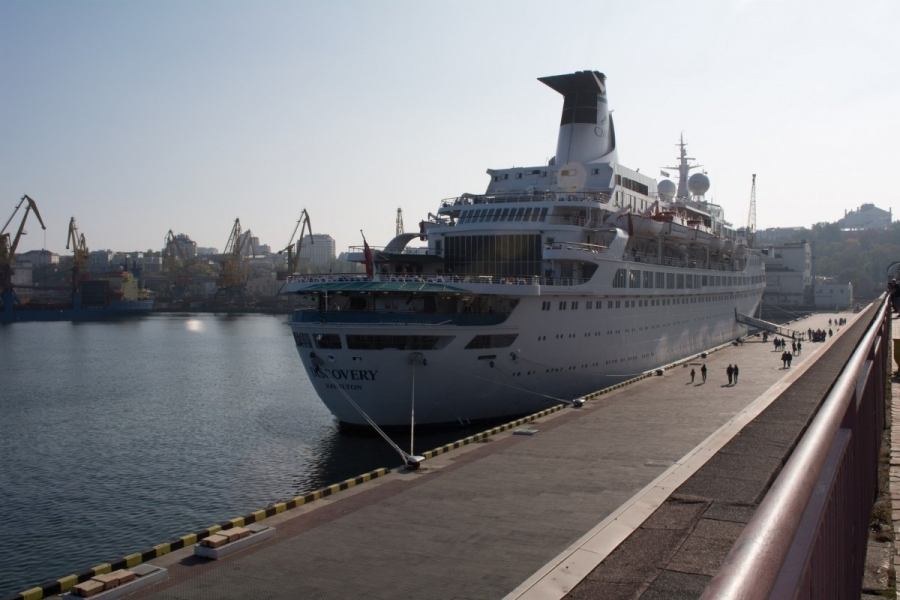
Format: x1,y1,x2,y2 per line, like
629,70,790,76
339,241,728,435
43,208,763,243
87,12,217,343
701,364,707,383
733,364,739,384
797,340,802,354
792,341,796,355
773,338,779,352
781,351,788,368
726,364,734,385
690,368,695,383
828,328,833,337
787,352,793,368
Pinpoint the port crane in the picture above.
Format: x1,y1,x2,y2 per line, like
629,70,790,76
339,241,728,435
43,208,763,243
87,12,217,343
66,217,89,292
216,218,253,301
277,209,313,281
163,229,193,295
1,195,46,305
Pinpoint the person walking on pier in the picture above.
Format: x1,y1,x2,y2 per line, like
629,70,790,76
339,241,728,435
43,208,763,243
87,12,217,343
786,352,793,368
726,364,734,385
792,340,797,355
781,351,789,369
733,364,739,384
690,368,695,384
797,340,802,354
701,364,707,383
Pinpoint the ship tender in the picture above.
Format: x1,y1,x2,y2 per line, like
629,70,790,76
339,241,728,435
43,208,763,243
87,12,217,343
283,70,765,427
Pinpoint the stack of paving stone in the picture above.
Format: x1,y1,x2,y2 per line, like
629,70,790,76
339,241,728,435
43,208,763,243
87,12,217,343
71,570,135,597
200,526,252,549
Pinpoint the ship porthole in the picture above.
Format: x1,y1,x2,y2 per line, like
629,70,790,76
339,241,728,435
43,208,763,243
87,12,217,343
327,354,336,363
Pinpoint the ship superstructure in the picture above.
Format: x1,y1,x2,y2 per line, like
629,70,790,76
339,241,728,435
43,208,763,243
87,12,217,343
283,70,765,427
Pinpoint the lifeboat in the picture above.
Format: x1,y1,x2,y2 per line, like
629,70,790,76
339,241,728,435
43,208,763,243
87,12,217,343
614,212,663,237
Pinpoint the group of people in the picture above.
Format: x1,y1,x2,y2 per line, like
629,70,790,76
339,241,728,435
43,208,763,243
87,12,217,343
808,328,832,342
772,337,802,355
689,363,737,385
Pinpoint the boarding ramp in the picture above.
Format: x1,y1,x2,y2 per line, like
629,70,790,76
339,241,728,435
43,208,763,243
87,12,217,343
736,312,804,339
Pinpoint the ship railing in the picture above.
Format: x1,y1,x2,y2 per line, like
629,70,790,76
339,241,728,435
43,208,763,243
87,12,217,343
441,191,612,208
546,242,608,254
346,245,434,256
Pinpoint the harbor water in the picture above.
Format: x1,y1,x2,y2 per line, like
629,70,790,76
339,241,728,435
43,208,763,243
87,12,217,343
0,314,485,597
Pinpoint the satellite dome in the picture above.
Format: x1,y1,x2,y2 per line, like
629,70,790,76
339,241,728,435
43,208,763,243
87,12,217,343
657,179,676,199
688,173,710,197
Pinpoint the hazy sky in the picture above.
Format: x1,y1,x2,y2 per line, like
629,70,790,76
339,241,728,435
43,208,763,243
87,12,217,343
2,0,897,256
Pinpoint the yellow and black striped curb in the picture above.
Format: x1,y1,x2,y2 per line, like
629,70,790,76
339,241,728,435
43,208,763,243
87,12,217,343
420,405,567,459
2,468,389,600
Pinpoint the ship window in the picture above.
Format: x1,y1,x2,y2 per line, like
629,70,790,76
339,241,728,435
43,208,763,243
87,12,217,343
591,168,600,175
539,207,548,221
314,334,342,349
572,301,579,309
615,301,620,308
494,176,500,182
685,274,693,289
643,271,653,288
596,301,602,309
629,270,641,288
346,335,455,351
702,275,708,286
559,301,567,310
500,208,510,221
293,332,312,348
586,301,592,309
666,273,675,289
613,268,627,288
465,334,519,349
608,301,613,308
503,174,509,180
655,272,665,288
542,301,550,310
516,173,523,179
519,208,529,221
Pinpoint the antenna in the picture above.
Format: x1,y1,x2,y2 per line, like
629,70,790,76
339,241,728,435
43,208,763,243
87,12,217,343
747,174,757,247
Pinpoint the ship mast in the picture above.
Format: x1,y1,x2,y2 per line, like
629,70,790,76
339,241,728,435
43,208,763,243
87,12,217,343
664,133,702,200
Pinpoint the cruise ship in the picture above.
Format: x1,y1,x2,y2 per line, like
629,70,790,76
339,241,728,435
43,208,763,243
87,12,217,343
283,70,765,427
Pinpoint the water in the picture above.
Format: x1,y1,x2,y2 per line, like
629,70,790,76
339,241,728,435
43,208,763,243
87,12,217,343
0,314,482,596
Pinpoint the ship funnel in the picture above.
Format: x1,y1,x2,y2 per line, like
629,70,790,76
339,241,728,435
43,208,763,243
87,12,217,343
538,70,617,166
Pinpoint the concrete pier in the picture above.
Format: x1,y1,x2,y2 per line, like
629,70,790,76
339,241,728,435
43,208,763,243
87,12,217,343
19,309,875,600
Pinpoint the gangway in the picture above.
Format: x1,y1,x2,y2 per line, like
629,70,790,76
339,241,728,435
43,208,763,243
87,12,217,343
736,312,804,340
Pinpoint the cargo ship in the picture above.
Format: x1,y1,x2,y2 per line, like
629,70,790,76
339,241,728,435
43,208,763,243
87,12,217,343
1,269,154,323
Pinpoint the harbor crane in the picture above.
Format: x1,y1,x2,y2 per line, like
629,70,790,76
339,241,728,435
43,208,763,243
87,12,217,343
216,218,253,301
277,209,312,281
746,174,757,248
1,194,46,303
66,217,89,291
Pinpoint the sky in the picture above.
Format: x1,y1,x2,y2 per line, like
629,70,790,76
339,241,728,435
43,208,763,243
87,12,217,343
1,0,898,257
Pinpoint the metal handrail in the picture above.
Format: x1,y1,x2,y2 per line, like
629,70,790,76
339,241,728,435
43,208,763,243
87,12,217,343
702,295,888,599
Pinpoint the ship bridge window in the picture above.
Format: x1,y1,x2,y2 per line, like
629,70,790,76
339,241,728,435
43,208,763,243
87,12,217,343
293,332,312,348
666,273,675,289
655,272,665,288
314,334,342,349
612,268,627,288
346,335,455,351
465,334,519,350
642,271,653,288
